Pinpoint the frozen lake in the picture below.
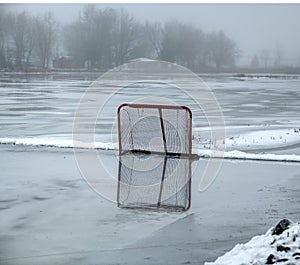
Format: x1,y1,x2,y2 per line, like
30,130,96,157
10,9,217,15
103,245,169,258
0,72,299,155
0,71,300,264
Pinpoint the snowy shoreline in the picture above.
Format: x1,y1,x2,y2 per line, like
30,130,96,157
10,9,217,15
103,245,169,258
1,126,300,163
205,219,300,265
197,128,300,152
198,150,300,163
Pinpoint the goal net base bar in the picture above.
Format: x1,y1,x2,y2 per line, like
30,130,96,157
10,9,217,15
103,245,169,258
121,149,199,159
117,203,188,212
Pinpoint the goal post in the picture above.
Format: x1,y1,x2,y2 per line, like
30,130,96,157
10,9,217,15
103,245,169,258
117,103,193,158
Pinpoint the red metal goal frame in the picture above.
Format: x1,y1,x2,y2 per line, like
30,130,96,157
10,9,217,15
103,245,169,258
117,103,195,158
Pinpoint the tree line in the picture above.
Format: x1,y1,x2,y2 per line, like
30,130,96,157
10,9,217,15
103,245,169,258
0,8,57,69
0,5,240,71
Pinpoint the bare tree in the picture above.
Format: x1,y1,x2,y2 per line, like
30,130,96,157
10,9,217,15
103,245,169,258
159,20,178,63
80,4,97,69
35,12,57,68
177,23,204,69
273,44,284,67
0,7,5,41
113,9,140,66
144,21,163,58
63,20,86,66
25,15,36,64
297,53,300,67
207,30,239,69
260,49,270,68
35,17,47,68
93,8,117,68
11,12,28,67
0,6,7,67
64,5,118,69
160,20,208,70
0,9,36,69
250,55,260,68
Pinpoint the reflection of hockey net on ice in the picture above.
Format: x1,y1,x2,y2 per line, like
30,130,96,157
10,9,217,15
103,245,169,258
117,104,193,157
117,154,191,211
117,104,195,211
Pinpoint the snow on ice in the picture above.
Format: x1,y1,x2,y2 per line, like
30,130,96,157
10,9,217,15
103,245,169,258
1,127,300,163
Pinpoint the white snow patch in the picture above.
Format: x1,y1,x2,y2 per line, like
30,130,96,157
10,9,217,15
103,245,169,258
0,136,116,150
198,149,300,162
2,129,300,162
129,58,154,62
205,221,300,265
197,128,300,151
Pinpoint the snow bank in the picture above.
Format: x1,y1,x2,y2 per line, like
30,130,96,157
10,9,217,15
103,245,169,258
195,127,300,162
198,149,300,162
198,128,300,152
205,220,300,265
0,136,115,150
1,129,300,162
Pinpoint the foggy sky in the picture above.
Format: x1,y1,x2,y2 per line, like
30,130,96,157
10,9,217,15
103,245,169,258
4,4,300,66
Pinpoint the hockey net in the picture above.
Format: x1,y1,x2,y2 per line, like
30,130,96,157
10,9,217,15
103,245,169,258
117,104,194,211
117,104,193,157
117,153,191,211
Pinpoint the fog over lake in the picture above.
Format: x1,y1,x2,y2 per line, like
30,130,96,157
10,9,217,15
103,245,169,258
4,3,300,66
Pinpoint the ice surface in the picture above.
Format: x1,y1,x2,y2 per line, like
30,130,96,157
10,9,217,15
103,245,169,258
1,72,300,265
1,145,300,265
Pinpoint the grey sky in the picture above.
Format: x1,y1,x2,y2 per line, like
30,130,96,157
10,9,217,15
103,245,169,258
4,4,300,65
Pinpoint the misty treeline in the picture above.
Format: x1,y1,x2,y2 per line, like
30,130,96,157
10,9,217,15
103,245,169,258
0,5,240,71
63,6,239,70
0,8,57,69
